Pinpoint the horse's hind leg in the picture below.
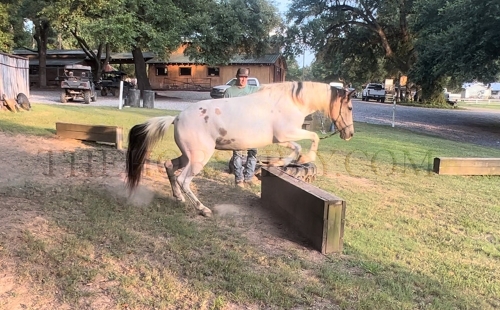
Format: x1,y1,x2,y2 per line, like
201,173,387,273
164,156,186,202
176,150,214,217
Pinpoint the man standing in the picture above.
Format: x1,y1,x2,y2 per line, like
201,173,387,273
224,67,260,187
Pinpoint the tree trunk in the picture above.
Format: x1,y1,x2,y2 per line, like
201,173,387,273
132,46,151,97
35,21,50,88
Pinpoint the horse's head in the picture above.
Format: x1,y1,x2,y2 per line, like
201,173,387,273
329,87,355,140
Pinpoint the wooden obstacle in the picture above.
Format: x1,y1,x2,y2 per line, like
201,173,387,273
2,98,19,112
56,122,123,149
261,166,346,254
433,157,500,175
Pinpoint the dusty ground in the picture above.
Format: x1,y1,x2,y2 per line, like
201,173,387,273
0,132,325,309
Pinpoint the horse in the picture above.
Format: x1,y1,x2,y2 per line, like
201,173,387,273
126,81,355,217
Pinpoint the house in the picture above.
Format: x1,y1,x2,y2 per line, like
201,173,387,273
146,46,287,90
461,82,488,98
487,82,500,99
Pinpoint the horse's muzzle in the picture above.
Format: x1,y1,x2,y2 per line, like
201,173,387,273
340,129,354,141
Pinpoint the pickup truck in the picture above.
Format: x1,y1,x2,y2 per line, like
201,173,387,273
210,77,260,99
362,83,386,102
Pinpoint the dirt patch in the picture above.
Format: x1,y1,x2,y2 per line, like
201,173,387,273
0,132,325,308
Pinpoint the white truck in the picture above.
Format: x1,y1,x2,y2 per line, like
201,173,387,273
362,83,386,102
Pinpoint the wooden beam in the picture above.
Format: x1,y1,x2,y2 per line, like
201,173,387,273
56,122,123,149
261,166,346,254
433,157,500,175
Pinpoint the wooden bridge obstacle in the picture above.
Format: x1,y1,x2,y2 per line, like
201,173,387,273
261,166,346,254
433,157,500,175
56,122,123,149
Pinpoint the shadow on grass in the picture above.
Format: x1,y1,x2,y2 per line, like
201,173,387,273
0,118,57,136
0,141,493,309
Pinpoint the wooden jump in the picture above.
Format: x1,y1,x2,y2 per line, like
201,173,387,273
56,122,123,149
433,157,500,175
261,166,346,254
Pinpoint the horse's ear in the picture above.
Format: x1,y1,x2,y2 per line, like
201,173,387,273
348,90,356,98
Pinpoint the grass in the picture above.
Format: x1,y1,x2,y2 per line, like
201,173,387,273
1,103,500,309
457,103,500,110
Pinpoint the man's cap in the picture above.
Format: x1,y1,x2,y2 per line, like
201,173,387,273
236,68,249,77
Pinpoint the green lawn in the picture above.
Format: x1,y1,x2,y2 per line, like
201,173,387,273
1,104,499,309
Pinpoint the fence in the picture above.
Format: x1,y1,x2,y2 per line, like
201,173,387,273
0,52,30,100
456,98,500,105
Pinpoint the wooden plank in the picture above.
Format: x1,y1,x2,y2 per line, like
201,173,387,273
4,99,18,112
56,122,123,149
261,167,345,254
433,157,500,175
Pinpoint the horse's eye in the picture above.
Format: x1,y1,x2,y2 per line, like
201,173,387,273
348,106,353,111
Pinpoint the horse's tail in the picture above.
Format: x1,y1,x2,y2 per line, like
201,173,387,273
126,115,176,191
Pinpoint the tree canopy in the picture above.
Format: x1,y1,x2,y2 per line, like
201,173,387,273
282,0,500,102
410,0,500,100
3,0,281,90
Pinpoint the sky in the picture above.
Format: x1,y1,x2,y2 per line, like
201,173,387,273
274,0,315,67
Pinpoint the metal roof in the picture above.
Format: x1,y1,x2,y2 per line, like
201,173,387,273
13,49,154,61
29,59,83,66
146,53,282,65
490,82,500,91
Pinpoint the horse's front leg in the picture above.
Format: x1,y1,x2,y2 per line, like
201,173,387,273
271,142,301,166
277,129,320,165
297,130,320,164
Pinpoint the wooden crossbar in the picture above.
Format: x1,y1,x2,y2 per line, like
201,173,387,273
261,166,346,254
56,122,123,149
433,157,500,175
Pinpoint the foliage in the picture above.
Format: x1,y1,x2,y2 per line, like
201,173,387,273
410,0,500,101
282,0,415,86
285,56,313,81
0,3,14,52
183,0,281,65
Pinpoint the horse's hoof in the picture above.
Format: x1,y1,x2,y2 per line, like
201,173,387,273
200,208,213,217
297,156,309,164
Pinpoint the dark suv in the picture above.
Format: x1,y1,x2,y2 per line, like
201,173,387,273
60,64,97,104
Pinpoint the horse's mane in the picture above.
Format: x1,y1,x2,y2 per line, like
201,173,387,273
257,81,344,115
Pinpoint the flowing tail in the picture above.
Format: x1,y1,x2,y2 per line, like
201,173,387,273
126,115,176,191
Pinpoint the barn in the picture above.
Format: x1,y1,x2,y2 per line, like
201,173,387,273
146,46,287,91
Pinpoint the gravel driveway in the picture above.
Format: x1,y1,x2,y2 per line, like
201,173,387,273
28,89,500,149
29,89,212,111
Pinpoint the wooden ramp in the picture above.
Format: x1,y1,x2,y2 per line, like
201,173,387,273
433,157,500,175
261,166,346,254
56,122,123,149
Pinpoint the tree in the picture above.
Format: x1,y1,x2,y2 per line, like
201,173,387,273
14,0,56,87
410,0,500,101
43,0,281,94
283,0,416,83
0,3,15,52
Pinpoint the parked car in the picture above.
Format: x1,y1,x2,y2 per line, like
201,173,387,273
362,83,386,102
60,64,97,104
96,71,133,97
329,81,344,89
210,77,260,99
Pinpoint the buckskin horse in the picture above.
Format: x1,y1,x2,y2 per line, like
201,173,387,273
126,81,355,217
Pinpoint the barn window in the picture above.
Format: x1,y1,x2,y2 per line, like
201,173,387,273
156,66,168,76
179,67,191,76
207,67,219,76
